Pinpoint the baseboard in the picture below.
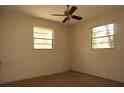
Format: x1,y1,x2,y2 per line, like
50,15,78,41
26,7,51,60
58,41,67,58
70,69,124,84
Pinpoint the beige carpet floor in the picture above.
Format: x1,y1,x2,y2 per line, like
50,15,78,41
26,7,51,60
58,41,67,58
0,71,124,87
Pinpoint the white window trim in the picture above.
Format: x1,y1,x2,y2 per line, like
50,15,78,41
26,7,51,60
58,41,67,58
33,26,54,50
91,23,116,49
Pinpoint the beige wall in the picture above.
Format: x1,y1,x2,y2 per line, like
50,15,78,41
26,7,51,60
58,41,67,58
0,8,70,84
70,11,124,83
0,7,3,83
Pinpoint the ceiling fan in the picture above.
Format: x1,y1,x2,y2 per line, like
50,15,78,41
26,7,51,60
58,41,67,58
51,5,82,23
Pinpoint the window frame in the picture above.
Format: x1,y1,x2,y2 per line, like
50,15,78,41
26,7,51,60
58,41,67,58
33,26,54,50
91,23,116,49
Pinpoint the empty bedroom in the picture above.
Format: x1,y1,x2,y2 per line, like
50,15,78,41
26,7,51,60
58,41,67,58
0,5,124,87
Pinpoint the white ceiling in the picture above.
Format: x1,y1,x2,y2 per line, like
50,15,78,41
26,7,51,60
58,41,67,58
3,5,124,25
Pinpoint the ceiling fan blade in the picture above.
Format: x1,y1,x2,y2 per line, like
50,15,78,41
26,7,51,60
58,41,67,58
68,6,77,15
71,15,82,20
51,14,65,16
67,5,69,11
63,17,69,23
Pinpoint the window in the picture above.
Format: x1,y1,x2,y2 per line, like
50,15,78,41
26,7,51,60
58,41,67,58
91,23,115,49
33,26,53,49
